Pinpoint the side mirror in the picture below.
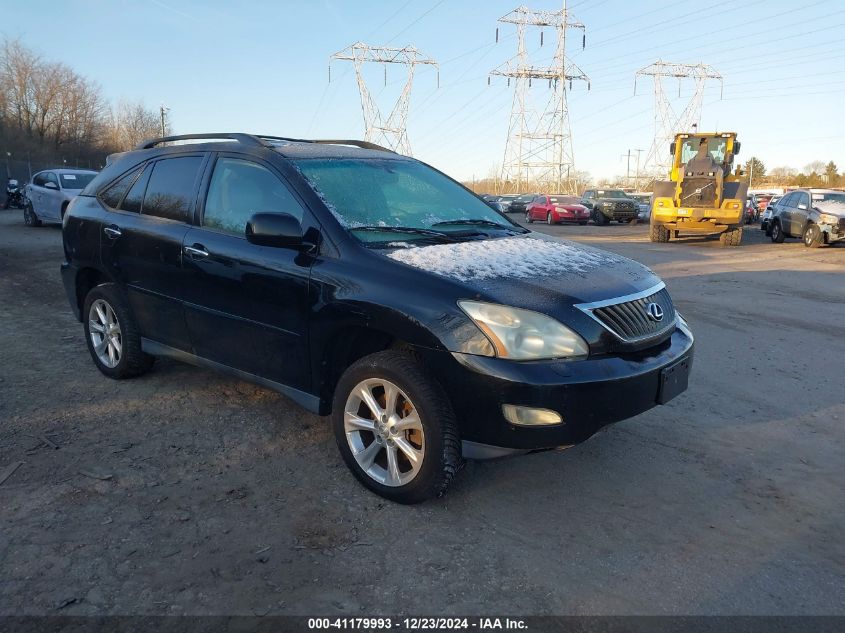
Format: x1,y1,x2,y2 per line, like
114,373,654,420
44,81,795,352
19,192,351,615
44,181,59,190
245,212,305,249
669,141,676,155
733,141,741,155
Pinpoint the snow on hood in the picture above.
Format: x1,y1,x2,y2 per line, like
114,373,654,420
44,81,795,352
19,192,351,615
815,200,845,216
385,235,620,282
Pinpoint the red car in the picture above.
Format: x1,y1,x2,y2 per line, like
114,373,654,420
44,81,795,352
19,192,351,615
524,195,590,225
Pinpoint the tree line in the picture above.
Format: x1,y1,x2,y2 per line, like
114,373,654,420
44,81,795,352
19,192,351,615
0,38,168,179
742,158,841,189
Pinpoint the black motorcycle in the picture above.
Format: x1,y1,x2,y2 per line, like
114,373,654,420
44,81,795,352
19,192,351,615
5,179,24,209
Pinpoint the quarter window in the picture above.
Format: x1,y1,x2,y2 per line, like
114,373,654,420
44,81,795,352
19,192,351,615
141,156,204,222
99,167,142,210
203,158,303,235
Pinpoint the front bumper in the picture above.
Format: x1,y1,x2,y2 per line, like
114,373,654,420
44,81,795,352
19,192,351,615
419,323,694,453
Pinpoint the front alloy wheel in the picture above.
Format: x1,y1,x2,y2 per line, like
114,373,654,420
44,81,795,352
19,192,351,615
332,350,461,503
344,378,425,487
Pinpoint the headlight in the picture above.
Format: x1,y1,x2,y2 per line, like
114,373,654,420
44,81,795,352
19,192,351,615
458,301,589,360
818,213,838,224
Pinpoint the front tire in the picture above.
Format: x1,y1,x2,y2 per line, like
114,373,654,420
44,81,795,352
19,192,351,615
83,284,154,379
525,211,533,224
332,350,462,504
803,223,823,248
650,222,670,242
546,212,554,225
593,209,608,225
719,225,743,246
23,202,42,227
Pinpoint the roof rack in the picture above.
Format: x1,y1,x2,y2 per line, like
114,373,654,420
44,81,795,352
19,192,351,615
135,133,264,150
254,135,395,154
135,133,396,154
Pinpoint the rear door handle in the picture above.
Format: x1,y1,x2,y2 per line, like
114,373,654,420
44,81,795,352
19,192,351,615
184,244,209,259
103,225,122,239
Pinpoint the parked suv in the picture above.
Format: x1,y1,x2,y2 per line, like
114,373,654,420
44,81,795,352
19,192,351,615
769,188,845,247
61,133,694,503
580,189,639,225
24,168,98,226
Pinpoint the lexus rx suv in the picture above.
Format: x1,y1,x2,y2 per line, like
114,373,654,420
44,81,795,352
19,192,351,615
769,188,845,247
61,133,694,503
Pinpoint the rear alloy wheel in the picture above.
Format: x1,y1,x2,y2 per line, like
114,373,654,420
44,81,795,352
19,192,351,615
771,221,785,243
23,203,42,227
83,284,154,379
546,212,554,225
333,350,461,504
802,223,823,248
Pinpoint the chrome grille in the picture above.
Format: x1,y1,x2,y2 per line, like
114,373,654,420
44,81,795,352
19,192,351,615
578,285,676,344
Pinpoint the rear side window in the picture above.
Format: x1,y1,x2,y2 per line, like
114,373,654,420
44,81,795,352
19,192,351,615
141,156,203,222
99,167,142,210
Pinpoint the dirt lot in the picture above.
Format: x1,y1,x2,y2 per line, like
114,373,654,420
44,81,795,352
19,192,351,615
1,210,843,616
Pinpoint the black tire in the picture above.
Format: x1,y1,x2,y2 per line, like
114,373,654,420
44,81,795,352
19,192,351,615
332,350,462,504
771,220,785,243
82,283,154,379
525,211,533,224
593,209,608,225
578,221,587,226
649,222,670,243
802,223,823,248
546,212,554,225
719,225,743,247
61,202,68,221
23,202,42,227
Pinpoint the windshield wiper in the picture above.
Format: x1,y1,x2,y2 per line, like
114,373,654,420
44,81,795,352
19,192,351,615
350,225,459,242
432,219,525,232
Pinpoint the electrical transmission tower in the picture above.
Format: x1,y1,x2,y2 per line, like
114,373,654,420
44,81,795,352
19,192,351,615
635,60,722,177
489,3,589,194
330,43,438,156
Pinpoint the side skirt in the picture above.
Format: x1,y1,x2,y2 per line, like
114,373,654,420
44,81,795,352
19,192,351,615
141,338,321,414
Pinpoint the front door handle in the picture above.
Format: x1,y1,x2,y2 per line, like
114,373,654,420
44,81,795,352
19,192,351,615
184,244,209,259
103,225,122,239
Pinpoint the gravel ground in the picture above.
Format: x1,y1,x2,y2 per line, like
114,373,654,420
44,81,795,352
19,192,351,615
1,209,843,616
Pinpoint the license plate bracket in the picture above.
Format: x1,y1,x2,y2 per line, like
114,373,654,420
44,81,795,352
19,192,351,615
657,356,691,404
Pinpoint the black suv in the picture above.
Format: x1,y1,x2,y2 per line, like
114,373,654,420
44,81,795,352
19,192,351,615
61,133,694,503
581,189,639,225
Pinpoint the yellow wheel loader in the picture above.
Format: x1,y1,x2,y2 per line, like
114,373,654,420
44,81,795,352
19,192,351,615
650,132,748,246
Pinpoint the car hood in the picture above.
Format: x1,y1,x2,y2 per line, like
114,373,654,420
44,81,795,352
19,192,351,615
381,233,660,310
595,197,637,204
814,201,845,217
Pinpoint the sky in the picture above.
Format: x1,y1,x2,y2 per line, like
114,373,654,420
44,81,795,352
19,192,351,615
6,0,845,185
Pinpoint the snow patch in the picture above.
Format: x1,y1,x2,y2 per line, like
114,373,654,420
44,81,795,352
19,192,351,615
385,236,616,282
814,200,845,216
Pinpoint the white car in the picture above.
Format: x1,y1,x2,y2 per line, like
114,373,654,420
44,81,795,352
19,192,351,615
24,168,98,226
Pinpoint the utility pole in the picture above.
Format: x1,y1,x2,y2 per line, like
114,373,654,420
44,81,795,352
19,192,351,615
489,2,589,194
330,43,438,156
159,104,170,137
635,60,722,179
633,148,644,190
620,150,631,187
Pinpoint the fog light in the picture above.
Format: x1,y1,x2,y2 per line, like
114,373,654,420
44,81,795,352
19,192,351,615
502,404,563,426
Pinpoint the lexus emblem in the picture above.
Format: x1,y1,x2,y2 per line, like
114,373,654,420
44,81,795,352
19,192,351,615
646,302,664,322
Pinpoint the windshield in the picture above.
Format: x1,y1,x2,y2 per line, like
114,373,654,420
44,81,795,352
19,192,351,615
293,158,519,242
812,192,845,204
596,190,628,199
60,172,96,189
680,137,728,164
549,196,579,204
